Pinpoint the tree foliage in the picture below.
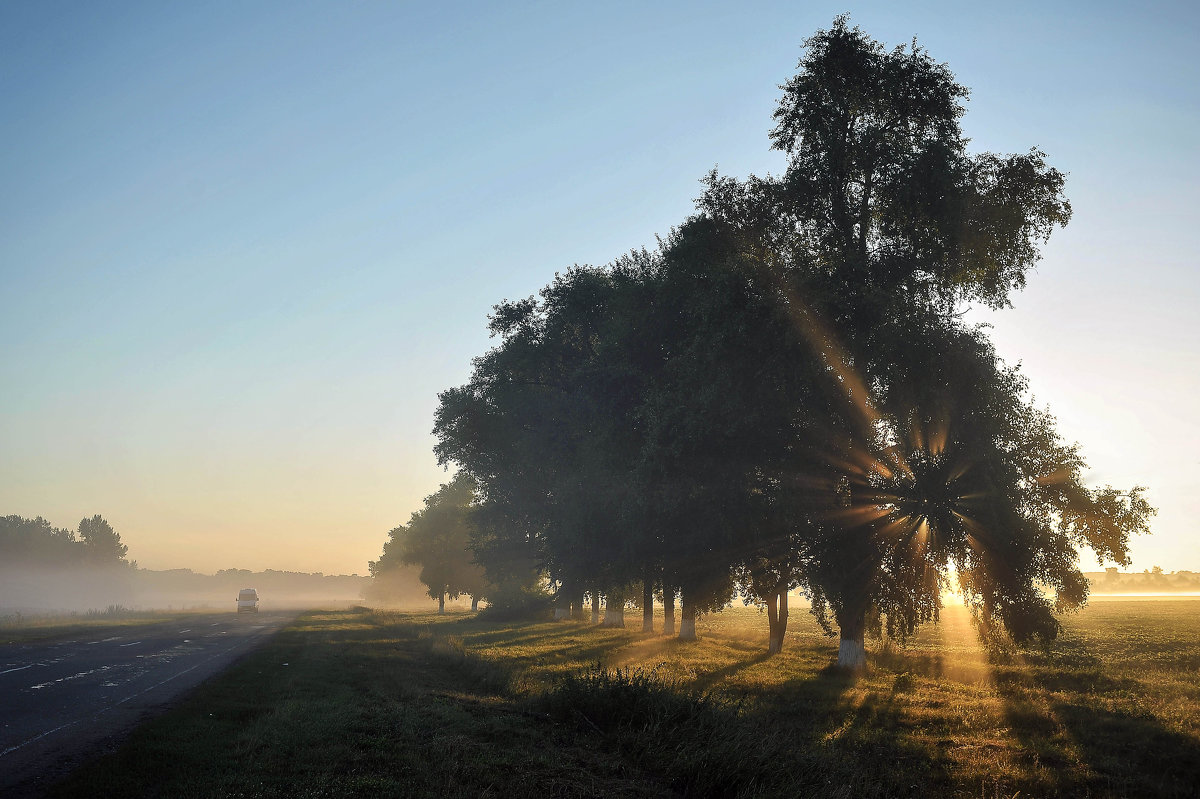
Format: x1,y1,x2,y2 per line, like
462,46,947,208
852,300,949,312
370,474,490,612
77,514,129,564
430,18,1154,663
1,514,130,567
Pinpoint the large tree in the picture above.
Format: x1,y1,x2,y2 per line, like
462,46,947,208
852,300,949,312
696,17,1151,666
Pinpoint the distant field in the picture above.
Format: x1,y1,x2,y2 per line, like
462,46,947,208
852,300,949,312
46,599,1200,798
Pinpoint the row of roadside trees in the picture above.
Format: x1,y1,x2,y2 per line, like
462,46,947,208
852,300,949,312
374,19,1154,667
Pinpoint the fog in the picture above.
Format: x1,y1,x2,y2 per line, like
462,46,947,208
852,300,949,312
0,564,429,616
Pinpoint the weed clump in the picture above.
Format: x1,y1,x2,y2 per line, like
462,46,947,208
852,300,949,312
542,663,731,731
538,665,800,798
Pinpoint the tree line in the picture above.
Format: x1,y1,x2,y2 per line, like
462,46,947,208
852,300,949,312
0,514,130,567
373,19,1154,667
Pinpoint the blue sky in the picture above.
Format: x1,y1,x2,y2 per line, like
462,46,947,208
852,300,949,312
2,1,1197,575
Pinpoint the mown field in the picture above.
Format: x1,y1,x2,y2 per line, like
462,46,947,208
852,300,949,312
45,599,1200,798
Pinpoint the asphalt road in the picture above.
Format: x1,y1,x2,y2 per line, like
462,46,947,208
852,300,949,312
0,610,298,797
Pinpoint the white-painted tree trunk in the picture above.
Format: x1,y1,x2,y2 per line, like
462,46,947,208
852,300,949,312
838,636,866,670
603,606,625,627
678,615,696,640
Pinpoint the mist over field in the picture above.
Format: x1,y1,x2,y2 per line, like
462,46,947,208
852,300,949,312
0,564,431,616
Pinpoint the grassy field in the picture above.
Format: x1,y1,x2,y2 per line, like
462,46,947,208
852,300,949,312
45,599,1200,798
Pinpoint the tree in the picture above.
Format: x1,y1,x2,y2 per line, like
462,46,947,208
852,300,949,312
372,474,489,613
0,515,82,565
436,261,665,627
432,17,1154,667
77,514,129,565
695,17,1151,666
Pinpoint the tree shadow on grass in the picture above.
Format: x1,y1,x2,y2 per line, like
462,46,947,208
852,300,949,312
452,619,622,650
1051,700,1200,798
691,650,774,693
739,666,956,797
993,644,1200,799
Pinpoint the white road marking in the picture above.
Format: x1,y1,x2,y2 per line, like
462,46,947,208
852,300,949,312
0,664,34,676
1,615,282,762
118,641,141,647
0,720,80,758
29,665,113,690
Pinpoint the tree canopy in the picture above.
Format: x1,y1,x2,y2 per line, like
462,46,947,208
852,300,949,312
370,473,490,613
1,514,130,568
430,17,1154,667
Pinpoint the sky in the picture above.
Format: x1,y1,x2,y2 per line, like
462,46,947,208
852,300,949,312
2,1,1197,577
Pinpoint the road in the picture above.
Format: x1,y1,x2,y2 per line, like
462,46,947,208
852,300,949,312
0,610,297,797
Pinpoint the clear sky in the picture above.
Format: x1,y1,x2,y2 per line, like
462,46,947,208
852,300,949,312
3,1,1197,577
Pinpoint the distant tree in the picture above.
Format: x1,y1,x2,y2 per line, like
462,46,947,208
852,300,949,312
373,474,489,613
77,515,129,564
0,515,82,564
0,514,129,567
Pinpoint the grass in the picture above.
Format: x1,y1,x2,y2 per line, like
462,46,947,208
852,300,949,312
45,600,1200,798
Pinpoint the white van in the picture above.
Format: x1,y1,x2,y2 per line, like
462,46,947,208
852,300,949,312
236,588,259,613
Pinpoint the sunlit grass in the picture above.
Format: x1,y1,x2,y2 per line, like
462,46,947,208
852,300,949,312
440,600,1200,797
46,600,1200,798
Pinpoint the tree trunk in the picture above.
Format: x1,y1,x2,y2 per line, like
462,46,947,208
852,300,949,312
837,609,867,670
663,586,676,636
571,589,585,620
437,590,446,615
779,590,789,649
766,590,789,655
678,591,697,641
555,586,571,620
602,589,625,628
470,596,479,612
642,576,654,634
591,586,601,624
765,592,780,654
